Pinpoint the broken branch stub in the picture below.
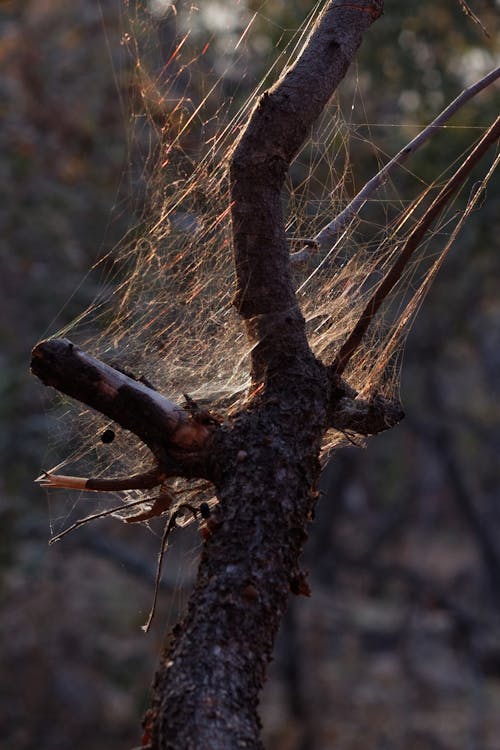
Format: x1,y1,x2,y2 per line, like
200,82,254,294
31,338,216,479
329,394,405,435
326,373,404,435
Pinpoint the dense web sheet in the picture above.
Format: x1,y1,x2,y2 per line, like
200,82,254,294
40,0,498,535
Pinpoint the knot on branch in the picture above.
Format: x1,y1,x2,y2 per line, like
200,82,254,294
328,392,405,436
246,307,305,344
325,360,403,436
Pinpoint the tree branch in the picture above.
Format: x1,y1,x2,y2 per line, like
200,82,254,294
145,4,385,748
35,468,163,492
291,65,500,262
331,115,500,375
230,0,384,383
329,394,405,435
326,371,404,434
31,338,216,478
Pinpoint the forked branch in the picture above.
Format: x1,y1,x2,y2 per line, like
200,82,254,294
230,0,384,384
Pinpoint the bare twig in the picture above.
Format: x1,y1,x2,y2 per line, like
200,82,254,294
125,491,176,523
458,0,490,37
35,468,163,492
142,504,199,633
363,148,500,392
142,516,173,633
332,115,500,375
291,66,500,262
49,496,157,545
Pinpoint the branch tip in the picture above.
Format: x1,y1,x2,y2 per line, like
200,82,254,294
35,472,89,490
35,468,165,493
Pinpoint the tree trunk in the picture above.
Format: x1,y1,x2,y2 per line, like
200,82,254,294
31,3,410,748
145,3,385,747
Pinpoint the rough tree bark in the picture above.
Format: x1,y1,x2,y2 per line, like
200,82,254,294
34,0,493,747
31,3,391,746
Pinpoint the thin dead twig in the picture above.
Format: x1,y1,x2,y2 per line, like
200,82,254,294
332,115,500,375
291,66,500,262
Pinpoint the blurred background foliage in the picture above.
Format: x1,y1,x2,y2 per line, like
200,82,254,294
1,0,499,748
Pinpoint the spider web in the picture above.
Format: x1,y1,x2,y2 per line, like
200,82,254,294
41,0,498,535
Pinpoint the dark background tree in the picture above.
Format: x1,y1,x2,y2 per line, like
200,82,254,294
2,0,499,748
